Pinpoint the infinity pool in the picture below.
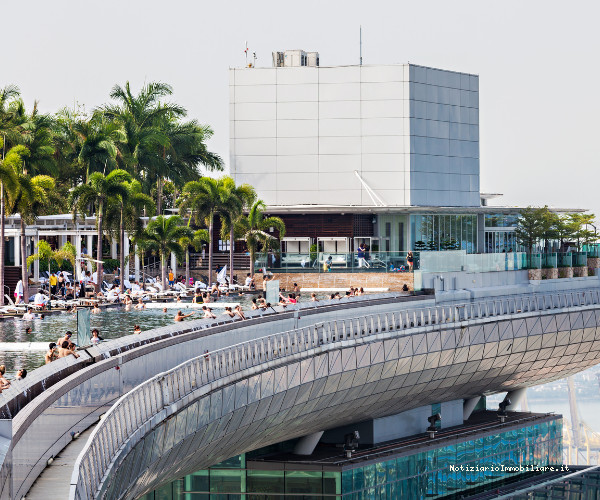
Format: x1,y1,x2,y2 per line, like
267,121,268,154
0,292,333,377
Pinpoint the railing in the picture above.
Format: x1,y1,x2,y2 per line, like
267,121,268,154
70,288,600,499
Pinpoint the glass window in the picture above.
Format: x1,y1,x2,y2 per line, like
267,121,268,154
285,471,322,495
324,471,341,495
247,470,285,494
210,470,243,494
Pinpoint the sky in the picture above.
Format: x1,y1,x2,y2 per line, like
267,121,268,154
3,0,599,214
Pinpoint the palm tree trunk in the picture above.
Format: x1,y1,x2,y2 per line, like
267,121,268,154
229,224,234,285
157,177,163,216
161,252,167,291
120,205,125,294
20,216,28,302
208,214,214,285
0,185,4,306
96,203,103,293
249,247,255,276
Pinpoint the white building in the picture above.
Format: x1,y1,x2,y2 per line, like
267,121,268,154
230,60,480,208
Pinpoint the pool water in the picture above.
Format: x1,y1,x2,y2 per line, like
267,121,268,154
0,292,333,377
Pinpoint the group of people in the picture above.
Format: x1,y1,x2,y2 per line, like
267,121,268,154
45,331,80,364
0,365,26,393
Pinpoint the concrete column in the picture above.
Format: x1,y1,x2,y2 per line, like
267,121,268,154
293,431,324,455
124,234,130,280
86,235,93,272
170,252,177,277
75,234,82,282
505,388,527,411
134,245,140,282
111,239,118,259
33,234,40,282
463,396,481,421
13,235,20,267
59,234,67,248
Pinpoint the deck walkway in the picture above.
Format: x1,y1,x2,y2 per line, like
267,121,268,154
26,425,96,499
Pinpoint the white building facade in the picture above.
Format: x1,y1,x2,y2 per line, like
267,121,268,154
229,63,480,208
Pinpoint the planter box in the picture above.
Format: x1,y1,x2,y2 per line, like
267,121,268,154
541,268,559,280
528,269,542,280
572,266,588,278
588,257,600,275
558,267,574,278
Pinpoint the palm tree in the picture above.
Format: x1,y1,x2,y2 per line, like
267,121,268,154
0,86,21,306
105,179,154,292
219,177,256,285
140,215,191,288
70,170,130,291
236,200,286,276
101,81,222,212
179,177,227,284
0,143,20,305
6,169,56,302
179,229,209,288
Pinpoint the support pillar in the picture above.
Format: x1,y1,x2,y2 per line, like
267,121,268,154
75,234,82,282
59,234,67,248
13,235,20,267
124,234,130,280
463,396,481,421
293,431,324,455
170,252,177,278
505,388,527,411
111,239,117,259
134,245,140,282
86,235,93,272
33,234,40,282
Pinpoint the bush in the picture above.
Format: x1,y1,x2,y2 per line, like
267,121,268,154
102,259,120,273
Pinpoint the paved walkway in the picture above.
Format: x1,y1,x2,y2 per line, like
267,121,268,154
26,425,97,499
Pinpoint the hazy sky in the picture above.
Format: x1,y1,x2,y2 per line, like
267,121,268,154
4,0,599,214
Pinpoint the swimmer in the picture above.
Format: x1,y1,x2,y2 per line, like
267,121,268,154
91,304,101,314
223,307,235,318
201,306,216,319
45,343,58,364
91,328,103,344
162,307,168,313
311,293,318,302
135,299,145,310
234,305,246,320
175,310,195,322
22,308,34,321
133,325,142,334
25,327,32,335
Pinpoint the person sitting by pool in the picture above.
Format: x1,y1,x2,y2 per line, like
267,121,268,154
57,331,73,347
201,306,216,319
223,307,235,318
91,304,101,314
0,366,10,391
235,305,247,320
33,291,48,309
176,310,196,322
210,283,220,296
45,343,58,364
135,298,145,310
91,328,103,344
133,325,142,334
22,307,34,321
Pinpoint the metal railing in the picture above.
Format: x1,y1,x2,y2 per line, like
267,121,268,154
70,288,600,499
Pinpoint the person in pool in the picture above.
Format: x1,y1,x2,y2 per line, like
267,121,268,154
175,310,195,322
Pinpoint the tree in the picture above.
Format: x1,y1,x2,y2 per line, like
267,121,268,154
179,229,208,288
0,140,19,305
218,177,256,285
515,206,546,254
179,177,226,284
70,170,130,292
27,240,76,274
6,171,56,302
236,200,286,276
105,179,154,292
140,215,191,288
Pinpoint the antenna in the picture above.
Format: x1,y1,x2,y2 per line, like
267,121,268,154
360,26,363,65
244,41,248,66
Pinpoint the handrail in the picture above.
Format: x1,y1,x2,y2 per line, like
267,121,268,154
70,288,600,499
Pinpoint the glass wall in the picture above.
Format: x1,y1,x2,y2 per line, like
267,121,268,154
485,231,517,253
140,418,561,500
410,214,477,253
484,214,519,228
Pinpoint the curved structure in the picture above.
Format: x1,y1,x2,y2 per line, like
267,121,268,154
0,293,415,499
70,290,600,499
